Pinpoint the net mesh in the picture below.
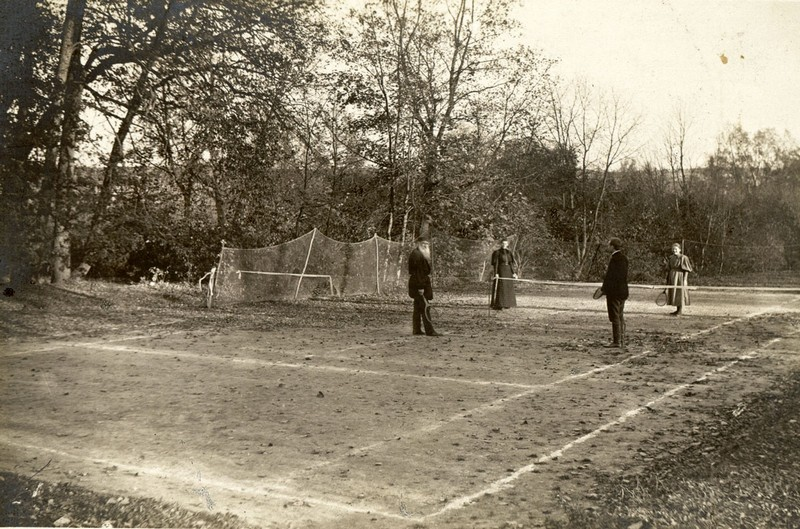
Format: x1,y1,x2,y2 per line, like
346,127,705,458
430,230,501,286
212,229,513,305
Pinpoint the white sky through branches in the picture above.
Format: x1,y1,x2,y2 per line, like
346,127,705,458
515,0,800,157
80,0,800,165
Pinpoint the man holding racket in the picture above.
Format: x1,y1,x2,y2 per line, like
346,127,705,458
600,237,629,349
408,236,440,336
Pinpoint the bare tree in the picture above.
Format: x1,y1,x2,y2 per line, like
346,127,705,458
662,104,698,222
544,79,640,279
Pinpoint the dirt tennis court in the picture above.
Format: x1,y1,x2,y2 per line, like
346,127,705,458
1,282,799,528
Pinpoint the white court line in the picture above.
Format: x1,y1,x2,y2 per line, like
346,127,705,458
5,307,796,523
419,307,796,520
4,331,392,358
241,337,421,362
284,350,654,481
0,349,654,523
51,342,547,390
6,334,549,391
303,306,793,518
0,437,412,522
1,318,187,344
681,309,775,339
12,333,655,479
3,327,188,357
424,339,782,521
2,340,776,524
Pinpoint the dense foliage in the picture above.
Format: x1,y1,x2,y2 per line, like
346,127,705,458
2,0,799,286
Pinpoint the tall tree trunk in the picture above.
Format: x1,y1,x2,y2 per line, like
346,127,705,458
212,172,227,230
50,0,86,283
386,192,395,240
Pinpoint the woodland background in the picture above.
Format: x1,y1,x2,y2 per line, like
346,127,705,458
2,0,799,289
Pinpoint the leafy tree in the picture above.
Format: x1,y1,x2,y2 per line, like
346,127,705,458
4,0,320,281
5,1,800,285
79,0,321,264
332,0,553,242
0,0,61,285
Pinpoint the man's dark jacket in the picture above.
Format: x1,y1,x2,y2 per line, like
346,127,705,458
408,248,433,300
602,250,629,300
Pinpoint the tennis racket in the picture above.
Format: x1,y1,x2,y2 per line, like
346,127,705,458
656,289,668,306
421,294,435,326
592,287,604,300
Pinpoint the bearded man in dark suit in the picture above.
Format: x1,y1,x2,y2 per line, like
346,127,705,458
408,237,439,336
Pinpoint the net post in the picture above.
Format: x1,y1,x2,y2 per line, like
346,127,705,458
295,229,317,300
207,239,226,308
205,267,217,308
374,234,381,295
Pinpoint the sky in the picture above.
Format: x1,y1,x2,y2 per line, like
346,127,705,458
514,0,800,158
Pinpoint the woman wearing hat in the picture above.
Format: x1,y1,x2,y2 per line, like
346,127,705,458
664,242,693,316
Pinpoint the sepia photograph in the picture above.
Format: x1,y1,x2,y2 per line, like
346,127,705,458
2,1,799,527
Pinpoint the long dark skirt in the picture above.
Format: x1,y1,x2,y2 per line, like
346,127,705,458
491,264,517,308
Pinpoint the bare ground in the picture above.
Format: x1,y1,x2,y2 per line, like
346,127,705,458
1,279,799,528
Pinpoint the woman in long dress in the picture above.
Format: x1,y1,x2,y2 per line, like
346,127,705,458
491,238,518,310
664,242,692,316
